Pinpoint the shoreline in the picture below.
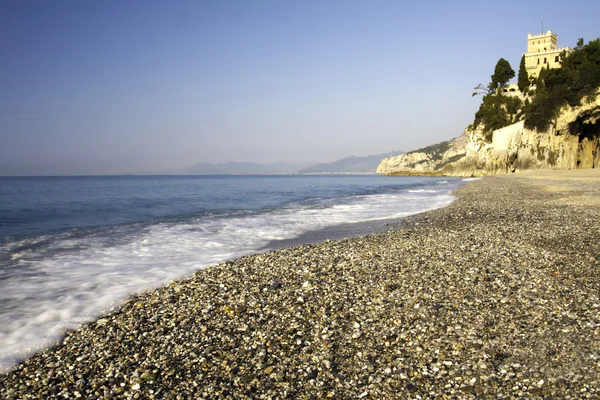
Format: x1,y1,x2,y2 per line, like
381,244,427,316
0,176,460,375
1,171,599,398
261,216,408,251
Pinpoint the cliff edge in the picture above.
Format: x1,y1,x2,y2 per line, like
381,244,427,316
377,93,600,177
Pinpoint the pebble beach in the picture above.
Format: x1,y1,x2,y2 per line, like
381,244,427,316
1,171,599,399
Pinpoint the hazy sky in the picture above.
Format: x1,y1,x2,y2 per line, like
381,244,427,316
1,0,599,175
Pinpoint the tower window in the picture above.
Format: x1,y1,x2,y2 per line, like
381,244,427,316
555,56,559,62
537,59,540,65
543,57,547,64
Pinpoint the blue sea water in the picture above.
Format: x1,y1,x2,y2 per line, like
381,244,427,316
0,174,465,372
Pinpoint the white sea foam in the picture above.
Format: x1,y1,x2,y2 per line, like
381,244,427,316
462,177,483,181
0,187,458,372
406,189,440,193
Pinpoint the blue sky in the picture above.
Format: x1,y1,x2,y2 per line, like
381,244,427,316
1,0,599,175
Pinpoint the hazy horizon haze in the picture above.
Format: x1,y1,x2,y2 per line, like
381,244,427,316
1,0,599,175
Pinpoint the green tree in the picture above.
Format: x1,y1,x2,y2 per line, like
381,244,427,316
473,93,524,140
471,57,525,139
517,54,529,92
525,38,600,131
535,64,549,89
489,58,515,91
472,83,492,97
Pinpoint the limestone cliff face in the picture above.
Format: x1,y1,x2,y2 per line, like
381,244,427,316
378,95,600,176
376,135,468,176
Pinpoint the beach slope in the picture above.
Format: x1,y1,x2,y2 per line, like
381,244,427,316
1,171,599,398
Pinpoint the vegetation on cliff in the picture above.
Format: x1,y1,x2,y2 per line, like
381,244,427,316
472,94,525,141
471,38,600,139
525,38,600,131
378,37,600,177
409,141,450,162
517,54,530,93
489,58,515,91
471,58,525,140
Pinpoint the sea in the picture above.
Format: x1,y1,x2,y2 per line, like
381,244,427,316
0,174,467,372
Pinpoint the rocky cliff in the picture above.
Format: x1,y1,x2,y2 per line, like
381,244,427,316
377,93,600,176
376,135,469,176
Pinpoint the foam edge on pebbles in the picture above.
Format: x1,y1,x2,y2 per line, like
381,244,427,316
1,175,599,399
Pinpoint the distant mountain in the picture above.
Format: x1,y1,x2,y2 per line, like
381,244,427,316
185,162,309,175
297,152,404,174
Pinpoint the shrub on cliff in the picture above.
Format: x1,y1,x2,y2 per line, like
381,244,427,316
525,38,600,131
408,141,450,161
471,58,523,140
473,96,524,140
473,94,524,140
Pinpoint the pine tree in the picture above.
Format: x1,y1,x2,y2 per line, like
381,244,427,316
489,58,515,92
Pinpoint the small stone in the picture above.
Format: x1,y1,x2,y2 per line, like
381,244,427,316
269,279,282,289
264,366,273,374
141,372,155,382
461,385,474,393
386,283,399,291
406,383,418,392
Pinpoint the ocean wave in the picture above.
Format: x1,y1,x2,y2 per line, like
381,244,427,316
0,178,463,372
